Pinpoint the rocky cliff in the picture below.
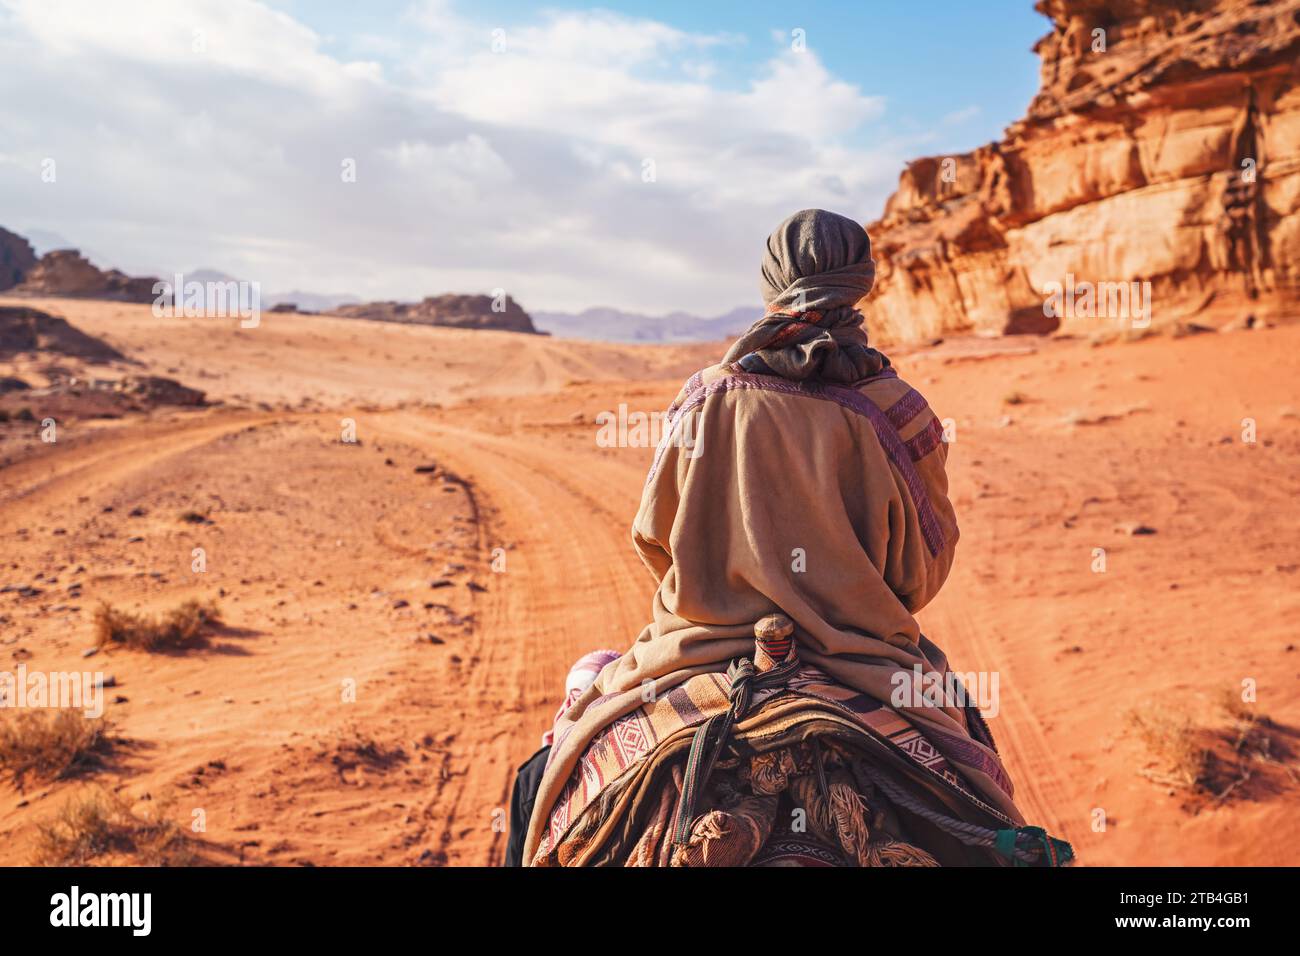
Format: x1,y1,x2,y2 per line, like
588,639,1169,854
332,293,540,334
0,227,38,291
10,249,160,303
865,0,1300,343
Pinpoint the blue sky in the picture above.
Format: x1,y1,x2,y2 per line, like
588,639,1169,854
279,0,1048,170
1,0,1051,314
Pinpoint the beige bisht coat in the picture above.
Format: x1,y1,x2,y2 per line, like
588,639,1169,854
522,359,1021,864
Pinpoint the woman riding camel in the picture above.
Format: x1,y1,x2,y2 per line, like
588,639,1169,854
514,208,1072,867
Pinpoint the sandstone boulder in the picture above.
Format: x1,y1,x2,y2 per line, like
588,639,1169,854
112,375,206,406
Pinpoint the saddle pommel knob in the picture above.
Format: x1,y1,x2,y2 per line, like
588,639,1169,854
753,613,795,672
754,614,793,640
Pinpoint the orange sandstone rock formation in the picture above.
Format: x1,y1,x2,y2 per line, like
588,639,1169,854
11,249,160,303
333,293,540,334
865,0,1300,343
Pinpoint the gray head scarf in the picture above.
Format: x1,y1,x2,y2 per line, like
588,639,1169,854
722,208,888,383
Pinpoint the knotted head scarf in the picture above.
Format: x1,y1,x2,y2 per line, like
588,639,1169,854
723,208,888,383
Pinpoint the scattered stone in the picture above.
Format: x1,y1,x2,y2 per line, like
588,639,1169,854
413,464,438,474
429,579,453,589
466,581,487,593
391,598,410,609
80,646,98,658
1118,523,1157,536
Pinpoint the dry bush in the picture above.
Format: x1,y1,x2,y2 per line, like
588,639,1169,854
1219,688,1257,725
333,725,409,770
1130,693,1294,805
33,788,196,866
1127,706,1212,791
0,710,113,786
94,599,222,651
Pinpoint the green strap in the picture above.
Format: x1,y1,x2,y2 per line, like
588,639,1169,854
994,826,1076,867
994,828,1020,863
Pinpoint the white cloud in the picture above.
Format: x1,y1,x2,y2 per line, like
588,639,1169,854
0,0,908,314
941,105,981,126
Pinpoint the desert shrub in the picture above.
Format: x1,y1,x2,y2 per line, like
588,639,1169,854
1127,706,1211,791
1130,693,1290,803
0,710,113,786
94,599,222,651
33,788,195,866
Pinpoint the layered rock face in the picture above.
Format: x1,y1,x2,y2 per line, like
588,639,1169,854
0,227,38,291
11,249,160,303
333,293,540,334
865,0,1300,343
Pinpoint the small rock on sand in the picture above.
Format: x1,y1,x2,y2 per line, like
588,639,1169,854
1118,523,1157,535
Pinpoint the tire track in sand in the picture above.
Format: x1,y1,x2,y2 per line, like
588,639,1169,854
371,412,653,864
922,597,1077,851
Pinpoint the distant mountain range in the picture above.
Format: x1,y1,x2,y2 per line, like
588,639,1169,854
183,271,361,314
7,226,758,342
532,305,760,343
